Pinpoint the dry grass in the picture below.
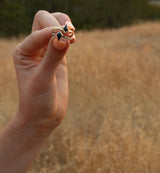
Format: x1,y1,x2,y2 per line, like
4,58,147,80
1,22,160,173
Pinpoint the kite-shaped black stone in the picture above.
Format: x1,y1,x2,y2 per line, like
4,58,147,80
57,31,63,41
63,24,68,32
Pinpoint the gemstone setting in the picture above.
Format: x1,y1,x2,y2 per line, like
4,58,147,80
57,31,63,41
63,24,68,33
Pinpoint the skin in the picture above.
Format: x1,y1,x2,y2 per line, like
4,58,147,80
0,10,76,173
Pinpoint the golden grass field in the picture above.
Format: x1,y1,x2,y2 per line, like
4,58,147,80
1,22,160,173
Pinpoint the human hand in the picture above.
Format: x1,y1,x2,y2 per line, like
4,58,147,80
0,11,75,173
13,11,76,131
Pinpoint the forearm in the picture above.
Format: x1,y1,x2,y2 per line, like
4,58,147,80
0,113,52,173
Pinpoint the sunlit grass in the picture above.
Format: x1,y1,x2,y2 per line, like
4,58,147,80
1,22,160,173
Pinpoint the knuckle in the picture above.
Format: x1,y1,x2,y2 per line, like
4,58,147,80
56,12,71,21
31,29,39,37
12,44,21,60
34,10,49,21
62,13,71,21
12,43,27,65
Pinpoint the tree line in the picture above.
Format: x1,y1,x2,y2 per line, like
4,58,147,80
0,0,160,37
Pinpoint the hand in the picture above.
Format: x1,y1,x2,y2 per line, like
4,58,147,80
0,11,76,173
13,11,76,131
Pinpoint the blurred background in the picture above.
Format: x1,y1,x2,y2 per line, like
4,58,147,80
1,0,160,36
1,0,160,173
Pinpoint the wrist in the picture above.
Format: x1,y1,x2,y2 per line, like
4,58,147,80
0,113,52,173
15,110,59,139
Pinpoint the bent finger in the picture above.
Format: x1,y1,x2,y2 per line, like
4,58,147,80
32,10,60,32
18,27,54,55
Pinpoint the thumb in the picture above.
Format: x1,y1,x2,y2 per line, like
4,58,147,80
38,37,69,78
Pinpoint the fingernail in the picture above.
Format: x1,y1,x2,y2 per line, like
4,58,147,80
70,34,76,44
53,37,67,50
65,21,75,31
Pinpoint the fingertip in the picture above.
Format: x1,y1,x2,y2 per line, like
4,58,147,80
70,35,76,44
53,37,69,50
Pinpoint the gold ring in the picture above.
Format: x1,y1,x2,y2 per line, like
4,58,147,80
52,24,73,34
52,31,73,41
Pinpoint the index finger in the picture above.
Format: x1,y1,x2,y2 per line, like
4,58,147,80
17,27,53,55
32,10,60,32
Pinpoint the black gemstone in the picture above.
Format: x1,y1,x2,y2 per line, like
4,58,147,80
57,31,62,41
63,24,68,32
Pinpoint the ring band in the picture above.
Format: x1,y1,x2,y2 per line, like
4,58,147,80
52,24,74,41
52,32,73,40
52,24,73,34
52,28,73,35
